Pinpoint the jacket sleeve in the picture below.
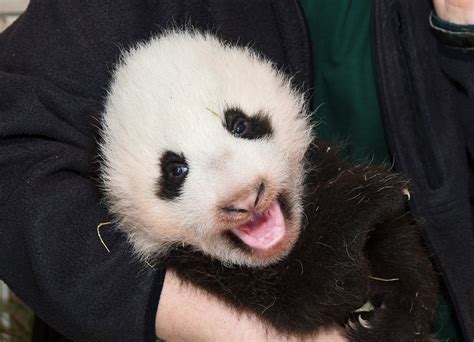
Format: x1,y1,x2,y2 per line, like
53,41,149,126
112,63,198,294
0,1,165,340
430,11,474,161
430,10,474,339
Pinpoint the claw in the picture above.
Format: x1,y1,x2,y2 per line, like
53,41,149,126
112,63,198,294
358,315,371,329
402,188,411,200
346,319,358,331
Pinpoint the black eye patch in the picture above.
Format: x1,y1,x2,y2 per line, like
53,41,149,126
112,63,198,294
224,107,273,140
156,151,188,200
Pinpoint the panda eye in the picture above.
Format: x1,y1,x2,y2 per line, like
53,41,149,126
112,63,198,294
168,164,189,177
224,107,273,140
157,151,189,200
233,120,247,137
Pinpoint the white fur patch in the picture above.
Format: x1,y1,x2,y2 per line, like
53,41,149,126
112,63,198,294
100,30,313,266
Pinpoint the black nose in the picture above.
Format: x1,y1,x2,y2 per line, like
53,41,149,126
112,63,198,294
222,182,266,214
255,182,265,207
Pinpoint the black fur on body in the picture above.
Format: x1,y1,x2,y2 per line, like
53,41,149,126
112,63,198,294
160,141,439,341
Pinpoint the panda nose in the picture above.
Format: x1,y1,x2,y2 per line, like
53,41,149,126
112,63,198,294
223,182,265,213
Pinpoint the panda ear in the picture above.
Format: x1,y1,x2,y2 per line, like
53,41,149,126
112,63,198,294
156,151,188,200
224,107,273,140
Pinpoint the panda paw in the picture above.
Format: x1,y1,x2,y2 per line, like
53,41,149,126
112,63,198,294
344,301,389,341
345,310,375,332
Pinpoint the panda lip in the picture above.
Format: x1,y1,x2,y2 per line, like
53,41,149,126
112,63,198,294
230,199,286,251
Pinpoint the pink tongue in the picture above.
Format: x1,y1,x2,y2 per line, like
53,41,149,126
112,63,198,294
231,200,286,250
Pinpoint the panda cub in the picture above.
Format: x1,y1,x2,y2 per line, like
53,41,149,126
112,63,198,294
100,31,438,341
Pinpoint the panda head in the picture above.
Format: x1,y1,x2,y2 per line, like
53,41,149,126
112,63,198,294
100,31,313,267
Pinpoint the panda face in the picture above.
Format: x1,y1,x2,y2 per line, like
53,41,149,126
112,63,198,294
100,31,312,267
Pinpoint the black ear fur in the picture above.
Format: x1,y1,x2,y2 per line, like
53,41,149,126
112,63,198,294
161,140,438,341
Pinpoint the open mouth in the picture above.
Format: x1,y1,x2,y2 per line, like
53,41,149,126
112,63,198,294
229,199,286,251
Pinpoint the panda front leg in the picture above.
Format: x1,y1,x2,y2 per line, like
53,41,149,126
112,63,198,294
345,214,439,342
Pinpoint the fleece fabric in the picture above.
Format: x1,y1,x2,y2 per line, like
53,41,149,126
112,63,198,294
373,1,474,340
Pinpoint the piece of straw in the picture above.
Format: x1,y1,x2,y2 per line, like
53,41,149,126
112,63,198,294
97,221,113,253
368,275,400,282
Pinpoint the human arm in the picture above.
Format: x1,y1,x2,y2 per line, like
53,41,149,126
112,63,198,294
431,0,474,53
430,0,474,152
433,0,474,24
156,271,348,341
372,1,474,339
430,1,474,339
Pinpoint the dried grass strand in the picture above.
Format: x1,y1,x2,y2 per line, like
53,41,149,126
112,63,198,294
97,221,113,253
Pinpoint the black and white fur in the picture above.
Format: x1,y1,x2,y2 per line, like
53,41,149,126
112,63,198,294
100,31,438,341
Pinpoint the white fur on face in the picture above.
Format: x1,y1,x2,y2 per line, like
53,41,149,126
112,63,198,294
100,30,313,266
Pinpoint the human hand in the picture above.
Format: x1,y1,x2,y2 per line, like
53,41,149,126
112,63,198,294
155,270,348,341
433,0,474,24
